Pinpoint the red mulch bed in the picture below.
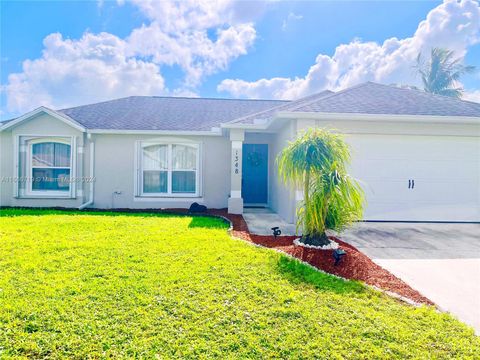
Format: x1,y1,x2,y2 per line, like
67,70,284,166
205,209,433,306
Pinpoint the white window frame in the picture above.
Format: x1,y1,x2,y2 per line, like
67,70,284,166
25,136,76,198
136,141,201,198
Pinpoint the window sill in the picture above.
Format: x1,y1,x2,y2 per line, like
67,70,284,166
134,196,203,202
16,195,76,200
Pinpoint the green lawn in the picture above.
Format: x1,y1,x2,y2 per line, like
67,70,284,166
0,209,478,359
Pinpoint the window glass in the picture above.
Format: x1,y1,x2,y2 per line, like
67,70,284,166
143,145,167,170
143,170,168,193
172,145,196,170
32,168,71,191
32,143,54,167
30,141,71,193
53,143,71,167
32,142,70,167
141,143,198,195
172,171,196,193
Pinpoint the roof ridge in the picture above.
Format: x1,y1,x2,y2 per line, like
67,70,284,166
367,82,480,106
287,81,480,117
136,95,290,102
285,82,371,112
225,98,304,125
59,95,290,112
226,90,333,125
59,96,135,111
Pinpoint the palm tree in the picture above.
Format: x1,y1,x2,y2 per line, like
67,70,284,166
277,129,364,247
416,48,475,98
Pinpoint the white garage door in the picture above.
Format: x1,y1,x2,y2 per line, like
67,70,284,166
348,134,480,222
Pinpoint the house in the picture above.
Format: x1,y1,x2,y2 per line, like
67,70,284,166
1,82,479,223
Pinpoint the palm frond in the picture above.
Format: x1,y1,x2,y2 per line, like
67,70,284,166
417,47,476,98
278,129,365,236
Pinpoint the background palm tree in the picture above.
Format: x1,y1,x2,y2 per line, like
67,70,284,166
416,48,475,98
277,129,364,247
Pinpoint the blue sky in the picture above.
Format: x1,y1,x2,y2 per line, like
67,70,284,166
1,0,479,120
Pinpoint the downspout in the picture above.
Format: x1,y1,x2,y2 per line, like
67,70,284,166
78,139,95,210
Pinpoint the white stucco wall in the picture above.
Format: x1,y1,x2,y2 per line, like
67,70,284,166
0,131,13,207
0,113,86,208
90,134,230,209
0,112,232,210
269,120,297,223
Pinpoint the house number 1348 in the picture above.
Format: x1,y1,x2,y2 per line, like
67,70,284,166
234,150,239,174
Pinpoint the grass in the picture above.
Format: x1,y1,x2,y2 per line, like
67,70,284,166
0,209,478,359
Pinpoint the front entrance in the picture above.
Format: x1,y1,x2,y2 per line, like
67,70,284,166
242,144,268,205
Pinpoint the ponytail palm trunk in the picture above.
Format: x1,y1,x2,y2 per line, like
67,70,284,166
278,129,364,247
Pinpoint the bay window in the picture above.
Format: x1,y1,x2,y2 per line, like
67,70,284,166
139,142,200,197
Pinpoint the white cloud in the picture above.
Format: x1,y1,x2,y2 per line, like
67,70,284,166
4,0,264,114
464,90,480,103
218,0,480,99
126,0,260,86
6,32,166,113
127,21,256,87
282,12,303,31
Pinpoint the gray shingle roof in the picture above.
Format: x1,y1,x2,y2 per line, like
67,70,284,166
291,82,480,117
226,90,334,125
58,96,288,131
2,82,479,131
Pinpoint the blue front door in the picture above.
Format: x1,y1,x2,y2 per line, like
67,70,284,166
242,144,268,204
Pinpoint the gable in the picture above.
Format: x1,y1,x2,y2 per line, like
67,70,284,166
0,107,86,134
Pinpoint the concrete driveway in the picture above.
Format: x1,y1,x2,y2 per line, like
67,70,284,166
339,222,480,334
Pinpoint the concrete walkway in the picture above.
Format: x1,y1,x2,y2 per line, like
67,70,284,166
243,208,297,236
339,222,480,334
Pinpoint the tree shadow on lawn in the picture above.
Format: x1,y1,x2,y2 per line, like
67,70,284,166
0,207,178,218
188,216,230,229
0,208,226,225
276,255,367,295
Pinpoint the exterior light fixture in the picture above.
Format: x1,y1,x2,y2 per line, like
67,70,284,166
271,227,281,238
333,249,346,266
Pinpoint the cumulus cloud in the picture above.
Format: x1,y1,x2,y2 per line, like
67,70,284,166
218,0,480,99
127,0,260,86
127,22,256,87
6,32,166,113
4,0,264,114
464,90,480,103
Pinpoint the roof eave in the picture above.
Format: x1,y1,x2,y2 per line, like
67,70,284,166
276,111,480,124
220,122,270,130
86,128,223,136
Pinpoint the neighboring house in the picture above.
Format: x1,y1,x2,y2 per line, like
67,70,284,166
1,82,479,222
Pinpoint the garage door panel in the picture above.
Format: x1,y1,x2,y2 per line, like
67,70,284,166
364,202,480,222
403,138,478,161
351,159,410,180
410,180,479,204
362,180,411,202
407,204,480,222
348,134,479,222
412,160,479,180
363,202,412,221
350,136,479,161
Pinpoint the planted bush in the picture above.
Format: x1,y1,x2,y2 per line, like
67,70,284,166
278,128,364,246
